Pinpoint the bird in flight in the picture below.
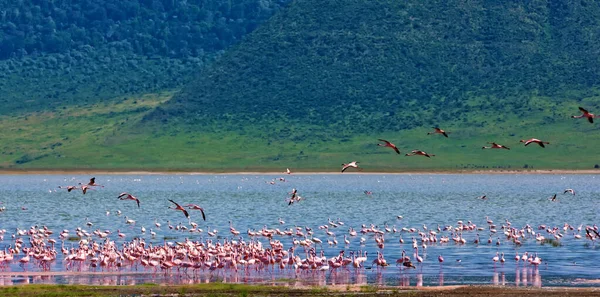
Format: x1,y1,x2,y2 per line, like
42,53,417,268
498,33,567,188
288,188,299,205
341,161,360,173
58,185,79,192
571,107,596,123
477,195,487,200
428,127,449,138
549,194,557,202
286,168,292,174
86,177,103,187
482,142,510,150
118,192,140,208
168,199,189,219
520,138,550,148
563,189,575,195
186,204,206,221
377,139,400,154
405,150,435,158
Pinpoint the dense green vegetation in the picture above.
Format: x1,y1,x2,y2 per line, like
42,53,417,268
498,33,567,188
2,0,600,171
148,0,600,135
0,0,290,114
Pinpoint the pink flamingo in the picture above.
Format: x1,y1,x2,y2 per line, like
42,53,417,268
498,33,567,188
168,199,189,219
571,106,596,123
377,139,400,154
428,127,449,137
482,142,510,150
185,204,206,221
520,138,549,148
86,177,103,187
341,161,360,173
405,150,435,158
118,192,140,208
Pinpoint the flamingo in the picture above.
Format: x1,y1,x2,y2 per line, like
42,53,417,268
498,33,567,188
428,127,449,137
571,106,596,123
377,139,400,154
118,192,140,208
168,199,189,219
482,142,510,150
564,189,575,195
81,185,91,195
549,194,557,202
405,150,435,158
520,138,549,148
286,168,292,174
341,161,360,173
58,185,79,192
86,177,103,187
288,188,298,205
185,204,206,221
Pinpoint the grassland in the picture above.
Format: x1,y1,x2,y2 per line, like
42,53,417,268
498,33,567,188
2,283,600,297
1,90,600,172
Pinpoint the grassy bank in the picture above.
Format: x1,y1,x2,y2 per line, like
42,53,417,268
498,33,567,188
2,91,600,172
2,283,600,297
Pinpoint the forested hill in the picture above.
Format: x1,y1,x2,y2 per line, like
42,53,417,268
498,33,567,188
148,0,600,134
0,0,290,114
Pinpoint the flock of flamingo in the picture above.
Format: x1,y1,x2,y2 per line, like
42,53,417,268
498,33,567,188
340,106,596,172
0,106,596,287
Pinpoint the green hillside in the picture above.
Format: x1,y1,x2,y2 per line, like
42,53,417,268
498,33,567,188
3,0,600,171
2,90,600,171
0,0,290,114
147,0,600,134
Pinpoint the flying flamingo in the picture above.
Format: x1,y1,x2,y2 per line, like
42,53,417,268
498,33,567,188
377,139,400,154
564,189,575,195
58,185,79,192
341,161,360,173
286,168,292,174
186,204,206,221
168,199,189,219
86,177,104,187
405,150,435,158
482,142,510,150
428,127,449,137
520,138,549,148
81,185,92,195
571,106,596,123
118,192,140,208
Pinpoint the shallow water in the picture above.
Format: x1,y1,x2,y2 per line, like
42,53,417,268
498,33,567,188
0,173,599,287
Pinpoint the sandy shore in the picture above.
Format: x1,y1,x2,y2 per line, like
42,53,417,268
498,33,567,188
0,169,599,175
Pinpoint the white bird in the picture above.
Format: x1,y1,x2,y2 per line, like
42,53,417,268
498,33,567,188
341,161,360,173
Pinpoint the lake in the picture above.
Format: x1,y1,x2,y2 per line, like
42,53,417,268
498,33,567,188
0,173,598,287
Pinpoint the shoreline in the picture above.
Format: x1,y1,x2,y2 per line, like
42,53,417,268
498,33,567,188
0,169,599,175
2,283,600,297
